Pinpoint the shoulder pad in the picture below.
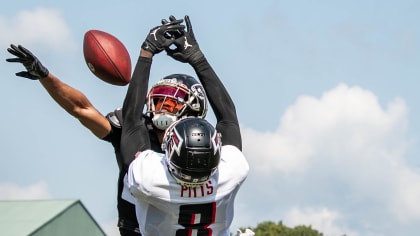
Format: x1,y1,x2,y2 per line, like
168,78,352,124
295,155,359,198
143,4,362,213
106,108,123,128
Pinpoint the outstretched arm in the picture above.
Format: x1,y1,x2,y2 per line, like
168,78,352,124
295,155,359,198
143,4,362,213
6,44,111,139
40,73,111,138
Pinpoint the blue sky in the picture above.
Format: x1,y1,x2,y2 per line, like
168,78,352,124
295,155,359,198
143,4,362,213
1,1,420,235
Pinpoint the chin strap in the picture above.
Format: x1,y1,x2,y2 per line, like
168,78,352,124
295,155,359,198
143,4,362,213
152,113,177,130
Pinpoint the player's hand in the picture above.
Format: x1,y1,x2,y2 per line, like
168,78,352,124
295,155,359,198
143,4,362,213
161,15,184,39
165,15,205,65
142,18,185,55
6,44,49,80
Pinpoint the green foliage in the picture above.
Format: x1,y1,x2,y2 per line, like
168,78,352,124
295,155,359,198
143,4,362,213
237,220,323,236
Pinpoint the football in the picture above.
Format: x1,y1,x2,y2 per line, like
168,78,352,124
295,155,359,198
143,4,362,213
83,29,131,86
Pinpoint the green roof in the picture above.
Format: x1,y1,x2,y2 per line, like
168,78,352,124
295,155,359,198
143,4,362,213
0,199,105,236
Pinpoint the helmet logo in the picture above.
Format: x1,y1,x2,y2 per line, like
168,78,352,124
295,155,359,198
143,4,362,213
212,132,222,155
191,84,206,100
168,128,183,157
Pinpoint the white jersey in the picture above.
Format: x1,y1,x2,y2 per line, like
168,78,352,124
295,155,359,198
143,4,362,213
122,145,249,236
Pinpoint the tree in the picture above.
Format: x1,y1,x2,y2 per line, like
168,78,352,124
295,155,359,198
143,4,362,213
237,220,323,236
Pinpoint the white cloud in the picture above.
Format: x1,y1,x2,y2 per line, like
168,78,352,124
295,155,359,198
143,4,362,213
0,181,51,200
284,207,360,236
238,84,420,235
389,166,420,223
243,83,408,175
0,7,76,50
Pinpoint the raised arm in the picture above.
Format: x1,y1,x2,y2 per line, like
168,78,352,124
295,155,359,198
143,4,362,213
120,51,153,168
192,56,242,150
120,19,185,167
166,15,242,150
6,44,111,139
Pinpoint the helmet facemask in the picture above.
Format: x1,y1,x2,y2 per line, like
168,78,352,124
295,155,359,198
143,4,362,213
147,84,188,130
146,75,208,130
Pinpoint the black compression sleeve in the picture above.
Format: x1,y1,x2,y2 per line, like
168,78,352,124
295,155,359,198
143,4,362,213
192,58,242,150
121,56,152,168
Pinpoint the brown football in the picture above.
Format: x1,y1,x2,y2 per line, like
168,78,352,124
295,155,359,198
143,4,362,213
83,29,131,86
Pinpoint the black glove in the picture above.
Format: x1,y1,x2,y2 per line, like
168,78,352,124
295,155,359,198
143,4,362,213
165,15,205,65
161,15,184,39
142,18,185,55
6,44,49,80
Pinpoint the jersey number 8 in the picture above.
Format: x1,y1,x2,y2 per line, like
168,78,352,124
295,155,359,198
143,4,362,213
176,202,216,236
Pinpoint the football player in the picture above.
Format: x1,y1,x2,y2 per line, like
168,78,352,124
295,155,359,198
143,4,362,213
120,15,249,235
